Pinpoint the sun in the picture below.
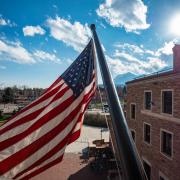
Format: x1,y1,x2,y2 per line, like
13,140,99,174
170,14,180,36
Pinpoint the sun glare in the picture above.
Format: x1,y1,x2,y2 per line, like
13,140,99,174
170,14,180,36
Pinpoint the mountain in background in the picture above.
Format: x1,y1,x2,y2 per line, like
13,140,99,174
114,72,137,85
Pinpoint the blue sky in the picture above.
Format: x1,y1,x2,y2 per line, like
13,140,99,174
0,0,180,88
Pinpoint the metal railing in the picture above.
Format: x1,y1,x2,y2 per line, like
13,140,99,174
133,67,173,80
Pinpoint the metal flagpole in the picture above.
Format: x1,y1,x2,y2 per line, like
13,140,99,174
90,24,147,180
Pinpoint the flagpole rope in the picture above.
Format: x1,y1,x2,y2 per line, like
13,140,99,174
97,85,122,179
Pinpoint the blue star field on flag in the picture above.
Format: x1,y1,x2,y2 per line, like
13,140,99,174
61,40,95,97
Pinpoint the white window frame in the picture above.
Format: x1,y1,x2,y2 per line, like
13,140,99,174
143,122,151,145
160,128,173,160
130,129,136,143
142,156,151,180
130,103,136,120
144,90,152,111
159,171,169,180
161,89,173,116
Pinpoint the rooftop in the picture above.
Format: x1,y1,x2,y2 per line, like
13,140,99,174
126,67,174,84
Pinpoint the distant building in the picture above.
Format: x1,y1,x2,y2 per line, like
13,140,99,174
0,87,44,104
91,85,125,105
125,44,180,180
14,95,30,106
92,86,107,104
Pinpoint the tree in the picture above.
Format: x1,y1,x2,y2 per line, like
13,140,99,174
2,87,14,103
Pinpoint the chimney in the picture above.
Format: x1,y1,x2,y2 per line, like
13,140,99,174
173,44,180,72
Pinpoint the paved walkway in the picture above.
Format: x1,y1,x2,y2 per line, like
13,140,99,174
66,125,109,153
32,153,107,180
32,126,109,180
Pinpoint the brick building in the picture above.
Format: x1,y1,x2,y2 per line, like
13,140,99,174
91,85,125,104
125,44,180,180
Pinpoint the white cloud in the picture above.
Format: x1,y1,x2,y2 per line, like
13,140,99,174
0,39,35,64
107,52,167,77
0,15,16,27
46,16,91,52
96,0,150,33
100,22,106,29
0,18,7,26
146,57,167,70
114,43,144,54
0,39,62,64
155,41,175,56
101,44,106,52
33,50,61,63
0,65,6,69
67,58,73,64
23,25,46,36
114,41,177,57
108,40,177,77
114,51,141,63
107,55,145,75
145,50,155,56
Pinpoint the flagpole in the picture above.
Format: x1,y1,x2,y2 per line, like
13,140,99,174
90,24,147,180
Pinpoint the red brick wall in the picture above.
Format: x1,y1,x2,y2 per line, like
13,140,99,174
125,73,180,180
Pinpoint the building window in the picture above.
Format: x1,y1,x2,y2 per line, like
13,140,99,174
162,90,173,115
161,130,173,158
130,103,136,120
143,159,151,180
143,123,151,144
144,91,152,110
130,130,136,142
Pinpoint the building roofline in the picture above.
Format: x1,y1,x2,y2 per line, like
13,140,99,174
126,68,174,84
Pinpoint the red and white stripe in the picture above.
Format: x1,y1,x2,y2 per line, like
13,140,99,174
0,72,96,180
0,79,65,134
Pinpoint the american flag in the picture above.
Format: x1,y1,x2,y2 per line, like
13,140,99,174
0,39,96,180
